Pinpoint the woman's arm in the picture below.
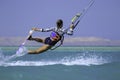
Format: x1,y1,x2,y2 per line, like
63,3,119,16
65,24,74,35
32,27,55,32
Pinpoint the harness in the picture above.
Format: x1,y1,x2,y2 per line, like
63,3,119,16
50,34,64,50
50,31,64,50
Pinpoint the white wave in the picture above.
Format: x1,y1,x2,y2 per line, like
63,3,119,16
0,46,27,62
0,47,109,67
0,55,109,67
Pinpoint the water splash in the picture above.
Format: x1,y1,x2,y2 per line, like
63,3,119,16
61,54,107,66
16,46,27,57
0,53,109,67
0,47,112,67
0,46,27,62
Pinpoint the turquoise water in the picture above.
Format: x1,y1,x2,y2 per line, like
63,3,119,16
0,46,120,80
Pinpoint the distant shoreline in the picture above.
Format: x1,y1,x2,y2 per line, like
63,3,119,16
0,37,120,46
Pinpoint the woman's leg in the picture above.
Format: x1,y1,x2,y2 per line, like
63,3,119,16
28,45,52,54
28,35,44,43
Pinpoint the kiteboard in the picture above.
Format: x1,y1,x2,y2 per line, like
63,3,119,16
16,30,34,55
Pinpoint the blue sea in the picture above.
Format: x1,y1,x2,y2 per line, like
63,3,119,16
0,46,120,80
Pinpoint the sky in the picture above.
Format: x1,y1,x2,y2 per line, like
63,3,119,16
0,0,120,40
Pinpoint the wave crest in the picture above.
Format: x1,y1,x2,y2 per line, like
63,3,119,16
0,55,108,67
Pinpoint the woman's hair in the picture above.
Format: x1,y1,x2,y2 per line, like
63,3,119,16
56,19,63,28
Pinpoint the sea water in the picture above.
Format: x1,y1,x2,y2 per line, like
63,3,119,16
0,46,120,80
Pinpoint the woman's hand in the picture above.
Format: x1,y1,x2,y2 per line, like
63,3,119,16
32,27,38,31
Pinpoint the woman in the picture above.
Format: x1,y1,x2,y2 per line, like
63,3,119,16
28,19,74,54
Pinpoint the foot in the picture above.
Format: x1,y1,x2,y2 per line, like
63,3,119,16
27,35,32,40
